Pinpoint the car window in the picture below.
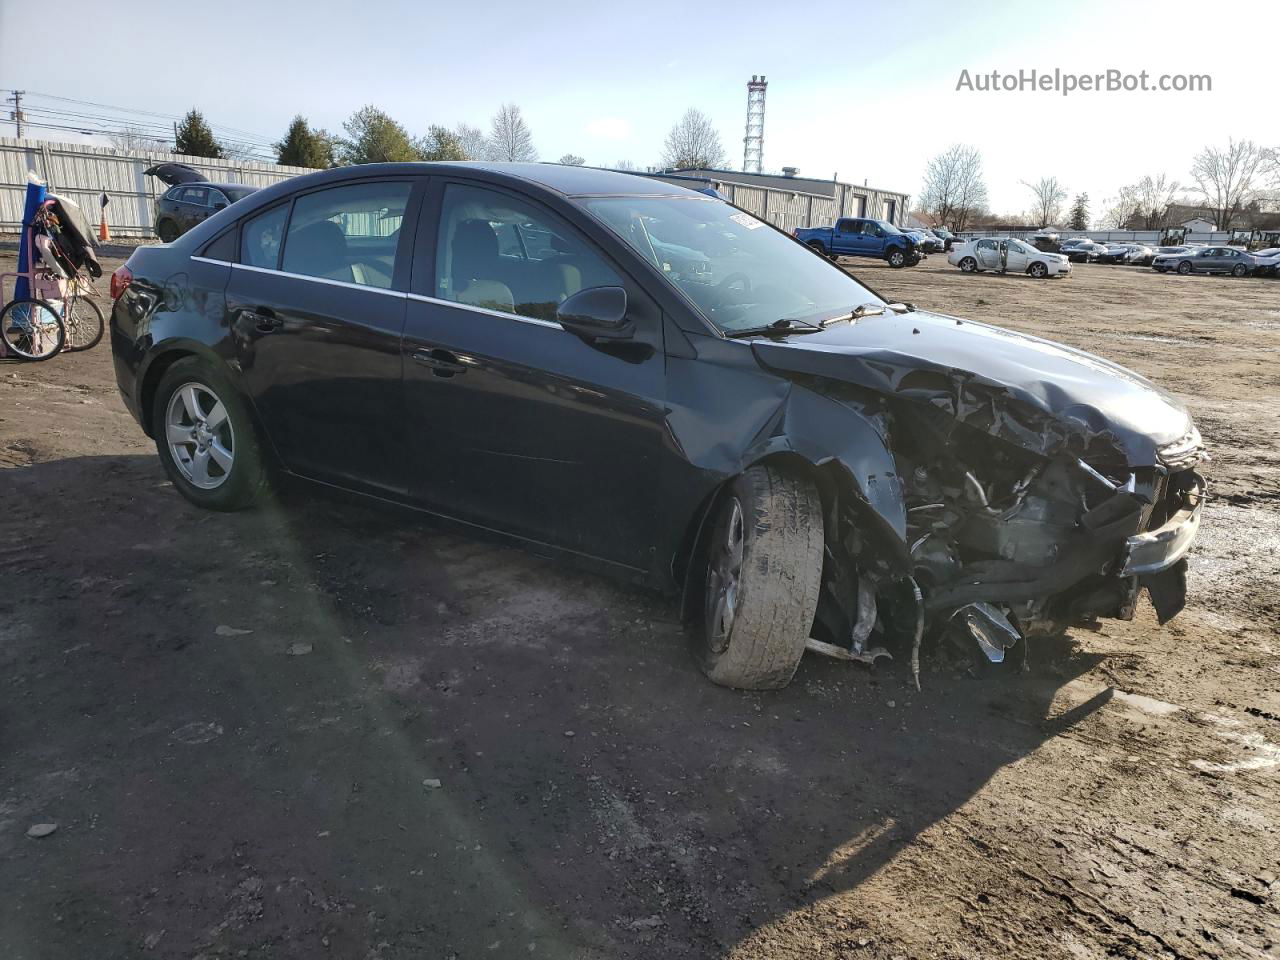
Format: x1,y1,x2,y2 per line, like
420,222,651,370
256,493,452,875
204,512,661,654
837,220,860,235
977,239,996,251
435,182,622,322
207,189,228,208
585,195,885,333
164,186,184,201
240,204,289,270
281,181,411,289
181,187,209,205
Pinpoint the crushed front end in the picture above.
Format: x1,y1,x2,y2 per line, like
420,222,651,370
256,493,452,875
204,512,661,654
893,402,1205,666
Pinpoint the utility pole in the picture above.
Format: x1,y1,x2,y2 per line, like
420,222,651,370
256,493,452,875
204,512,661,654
7,90,25,138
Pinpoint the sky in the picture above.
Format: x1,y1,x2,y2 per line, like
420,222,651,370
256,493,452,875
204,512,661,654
2,0,1277,221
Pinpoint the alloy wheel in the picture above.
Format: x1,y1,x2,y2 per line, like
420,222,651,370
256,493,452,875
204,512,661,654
704,497,745,654
165,382,235,490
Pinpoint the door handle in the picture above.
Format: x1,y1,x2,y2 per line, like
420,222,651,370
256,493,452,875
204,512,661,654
412,348,467,377
242,308,281,334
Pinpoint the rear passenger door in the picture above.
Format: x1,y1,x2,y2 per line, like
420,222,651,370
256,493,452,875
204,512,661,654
832,219,860,256
226,177,424,496
400,179,667,571
177,186,209,232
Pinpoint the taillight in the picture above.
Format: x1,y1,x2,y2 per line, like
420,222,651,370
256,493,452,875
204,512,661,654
110,265,133,301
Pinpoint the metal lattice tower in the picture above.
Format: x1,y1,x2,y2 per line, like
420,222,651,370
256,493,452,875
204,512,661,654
743,75,767,173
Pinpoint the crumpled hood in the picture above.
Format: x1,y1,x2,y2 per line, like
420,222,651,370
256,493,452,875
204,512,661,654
750,309,1193,468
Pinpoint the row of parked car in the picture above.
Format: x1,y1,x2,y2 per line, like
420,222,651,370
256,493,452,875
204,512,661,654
1057,237,1280,277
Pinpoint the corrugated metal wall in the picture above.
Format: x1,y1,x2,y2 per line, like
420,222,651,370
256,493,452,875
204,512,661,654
0,137,312,236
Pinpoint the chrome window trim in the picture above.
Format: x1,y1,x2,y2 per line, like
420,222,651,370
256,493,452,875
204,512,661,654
230,261,407,298
405,292,561,330
190,256,231,266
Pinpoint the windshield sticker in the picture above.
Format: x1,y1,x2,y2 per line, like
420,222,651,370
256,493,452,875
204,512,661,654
729,212,764,230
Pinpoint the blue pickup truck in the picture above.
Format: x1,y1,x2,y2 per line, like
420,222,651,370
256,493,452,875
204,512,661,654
793,217,921,268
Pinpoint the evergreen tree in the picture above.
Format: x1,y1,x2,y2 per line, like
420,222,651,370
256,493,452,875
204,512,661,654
174,109,223,159
275,115,334,168
418,125,467,161
1069,192,1090,231
337,106,420,164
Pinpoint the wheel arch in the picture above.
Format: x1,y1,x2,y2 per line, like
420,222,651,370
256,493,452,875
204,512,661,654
674,445,910,626
136,341,243,438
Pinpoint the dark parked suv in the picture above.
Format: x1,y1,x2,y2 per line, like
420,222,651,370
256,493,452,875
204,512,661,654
109,163,1205,691
154,182,257,242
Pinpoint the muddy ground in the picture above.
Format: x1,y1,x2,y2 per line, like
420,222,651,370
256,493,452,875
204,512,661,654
1,251,1277,960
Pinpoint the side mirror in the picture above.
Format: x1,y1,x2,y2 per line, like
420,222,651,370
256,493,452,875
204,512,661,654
556,286,632,341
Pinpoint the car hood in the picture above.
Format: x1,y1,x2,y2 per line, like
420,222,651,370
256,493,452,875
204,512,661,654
750,309,1193,468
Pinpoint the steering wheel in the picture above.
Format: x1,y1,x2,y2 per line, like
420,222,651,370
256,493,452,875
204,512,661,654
714,272,752,306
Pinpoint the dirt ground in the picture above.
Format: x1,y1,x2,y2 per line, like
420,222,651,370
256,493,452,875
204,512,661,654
1,250,1277,960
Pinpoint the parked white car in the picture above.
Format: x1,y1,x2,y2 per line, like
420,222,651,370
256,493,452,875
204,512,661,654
948,237,1072,278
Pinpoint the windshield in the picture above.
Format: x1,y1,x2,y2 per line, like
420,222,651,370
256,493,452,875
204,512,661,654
582,196,884,332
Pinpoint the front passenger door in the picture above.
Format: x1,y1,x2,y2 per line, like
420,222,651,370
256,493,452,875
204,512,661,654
401,180,667,572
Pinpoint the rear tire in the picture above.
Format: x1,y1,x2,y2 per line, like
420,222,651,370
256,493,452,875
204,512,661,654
157,220,179,243
959,257,977,273
152,357,268,511
1177,260,1193,275
694,465,824,690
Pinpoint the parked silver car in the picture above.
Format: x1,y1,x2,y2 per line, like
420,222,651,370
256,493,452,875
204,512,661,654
1151,246,1256,276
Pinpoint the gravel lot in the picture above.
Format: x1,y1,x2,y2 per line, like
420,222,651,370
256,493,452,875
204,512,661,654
1,251,1277,959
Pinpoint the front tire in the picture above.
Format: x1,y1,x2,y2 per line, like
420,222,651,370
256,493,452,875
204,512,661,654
695,465,824,690
1231,263,1248,277
887,248,907,268
152,357,268,511
1029,262,1048,279
959,257,977,273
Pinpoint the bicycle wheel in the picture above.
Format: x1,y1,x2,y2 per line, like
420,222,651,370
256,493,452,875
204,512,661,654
63,294,105,352
1,298,66,361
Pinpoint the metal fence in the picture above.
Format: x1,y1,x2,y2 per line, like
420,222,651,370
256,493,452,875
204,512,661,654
2,136,903,241
0,137,313,237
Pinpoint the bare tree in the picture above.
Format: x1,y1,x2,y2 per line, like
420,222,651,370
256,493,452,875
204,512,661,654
1111,174,1181,229
454,122,487,161
1191,139,1269,229
109,125,168,152
919,144,988,232
558,153,585,166
1022,176,1068,227
614,159,639,172
486,104,537,162
660,109,725,170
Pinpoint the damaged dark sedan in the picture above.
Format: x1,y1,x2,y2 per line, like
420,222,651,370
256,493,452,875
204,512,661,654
109,163,1206,690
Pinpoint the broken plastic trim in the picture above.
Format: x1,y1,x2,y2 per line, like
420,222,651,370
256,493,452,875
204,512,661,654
950,602,1023,664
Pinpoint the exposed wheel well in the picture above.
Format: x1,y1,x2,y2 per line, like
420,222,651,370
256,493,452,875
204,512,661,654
674,452,898,625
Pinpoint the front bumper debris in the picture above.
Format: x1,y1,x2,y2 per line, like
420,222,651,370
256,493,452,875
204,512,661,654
1121,474,1204,577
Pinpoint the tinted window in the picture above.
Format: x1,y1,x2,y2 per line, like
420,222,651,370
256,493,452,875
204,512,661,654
224,186,257,202
436,183,622,321
240,204,288,270
837,220,860,235
207,189,228,208
281,181,411,289
180,187,209,205
204,229,236,261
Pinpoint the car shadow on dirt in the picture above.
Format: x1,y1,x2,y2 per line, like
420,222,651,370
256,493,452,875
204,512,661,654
1,454,1111,959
